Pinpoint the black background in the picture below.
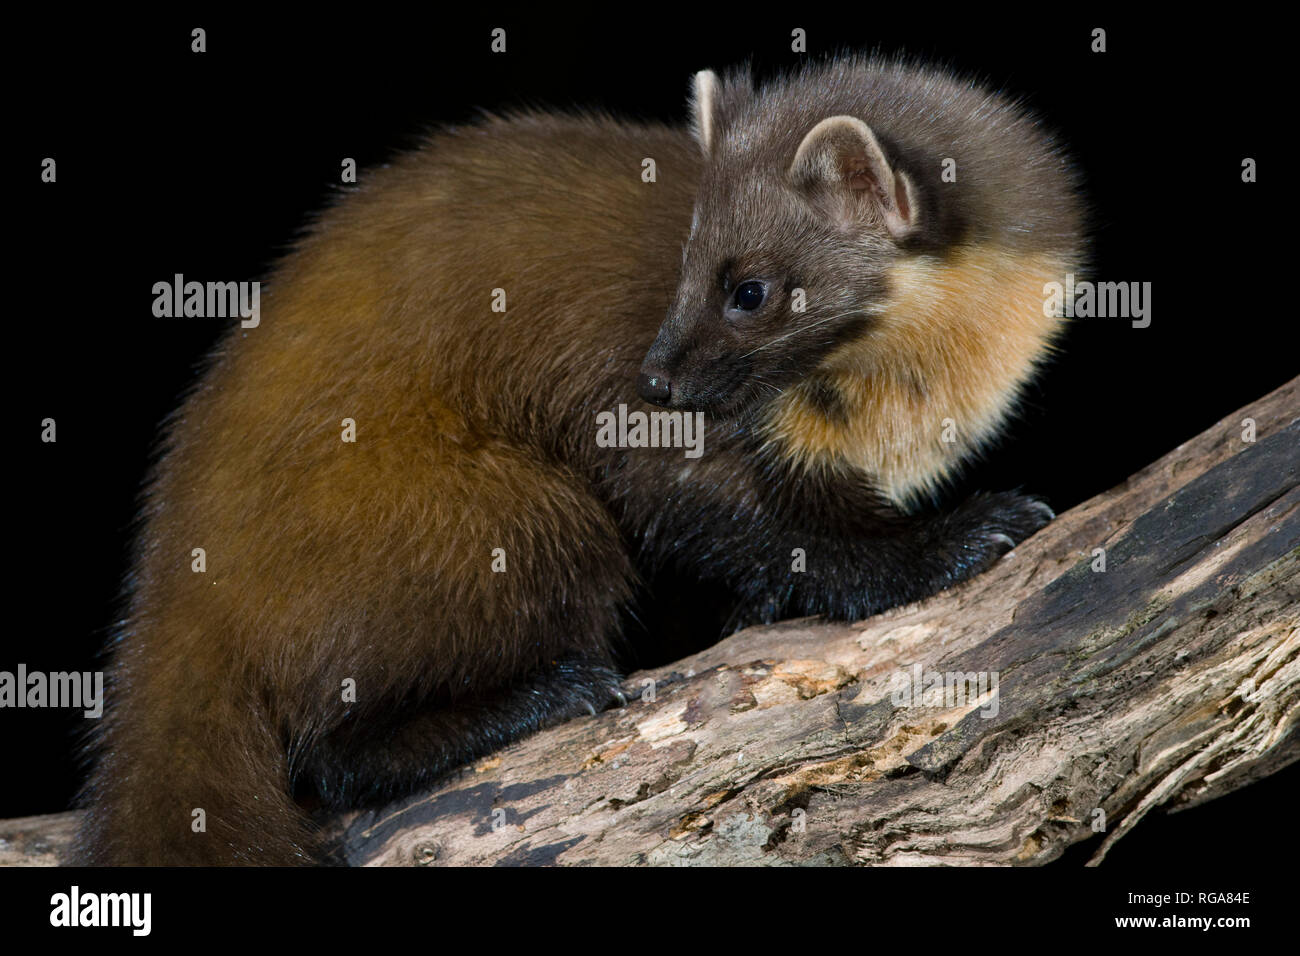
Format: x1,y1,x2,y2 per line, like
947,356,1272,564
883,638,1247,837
10,7,1295,872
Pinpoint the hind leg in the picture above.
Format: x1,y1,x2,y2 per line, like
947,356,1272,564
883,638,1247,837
276,439,640,825
263,436,640,811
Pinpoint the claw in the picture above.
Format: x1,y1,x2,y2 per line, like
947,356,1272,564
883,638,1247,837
612,689,629,707
989,532,1017,552
1029,501,1056,520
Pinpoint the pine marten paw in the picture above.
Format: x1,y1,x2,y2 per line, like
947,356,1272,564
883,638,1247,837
950,491,1055,572
538,657,629,722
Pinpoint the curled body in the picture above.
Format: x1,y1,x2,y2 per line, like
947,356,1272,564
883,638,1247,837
77,56,1085,864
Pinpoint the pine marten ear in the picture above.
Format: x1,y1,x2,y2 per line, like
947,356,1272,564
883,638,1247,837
789,115,918,239
689,69,722,156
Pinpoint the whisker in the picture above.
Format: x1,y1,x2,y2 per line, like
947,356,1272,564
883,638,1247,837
739,309,869,359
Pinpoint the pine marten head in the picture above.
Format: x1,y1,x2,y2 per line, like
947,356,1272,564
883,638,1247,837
638,67,920,419
638,60,1083,505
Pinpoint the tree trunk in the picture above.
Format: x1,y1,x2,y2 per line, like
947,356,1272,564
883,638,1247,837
4,377,1297,867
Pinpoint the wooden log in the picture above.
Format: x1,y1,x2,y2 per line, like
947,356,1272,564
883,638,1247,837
3,376,1296,866
0,810,77,867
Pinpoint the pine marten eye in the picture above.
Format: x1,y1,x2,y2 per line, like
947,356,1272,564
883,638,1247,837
733,281,766,311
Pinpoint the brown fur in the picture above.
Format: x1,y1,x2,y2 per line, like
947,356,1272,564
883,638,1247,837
81,115,698,863
77,56,1084,864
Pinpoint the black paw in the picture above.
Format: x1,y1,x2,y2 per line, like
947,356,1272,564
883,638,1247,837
946,491,1054,576
536,656,628,721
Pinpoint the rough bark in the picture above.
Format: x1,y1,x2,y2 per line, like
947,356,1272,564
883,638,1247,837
4,376,1297,867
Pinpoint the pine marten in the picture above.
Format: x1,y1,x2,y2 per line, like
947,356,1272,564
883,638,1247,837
76,56,1085,865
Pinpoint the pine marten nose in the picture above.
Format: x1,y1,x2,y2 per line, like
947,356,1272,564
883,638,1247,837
637,371,672,406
